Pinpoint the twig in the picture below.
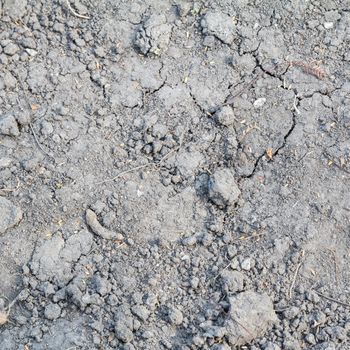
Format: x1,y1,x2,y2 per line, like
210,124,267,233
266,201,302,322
297,150,314,163
6,293,20,311
288,250,305,299
96,163,154,185
234,319,255,339
0,290,23,326
29,123,51,157
0,185,18,193
233,232,265,243
312,290,350,308
115,242,126,249
65,0,90,19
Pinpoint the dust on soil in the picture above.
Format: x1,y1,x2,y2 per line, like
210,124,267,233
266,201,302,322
0,0,350,349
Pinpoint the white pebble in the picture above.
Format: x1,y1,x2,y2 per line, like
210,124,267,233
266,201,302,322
241,257,252,271
324,22,334,29
26,49,38,56
253,98,266,108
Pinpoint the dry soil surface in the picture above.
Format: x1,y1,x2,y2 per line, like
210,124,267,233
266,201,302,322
0,0,350,349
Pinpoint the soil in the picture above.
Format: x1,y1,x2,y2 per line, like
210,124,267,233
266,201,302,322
0,0,350,349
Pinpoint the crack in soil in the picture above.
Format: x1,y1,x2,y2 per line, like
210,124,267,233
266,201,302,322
235,53,301,179
188,88,206,115
273,112,297,158
241,107,297,179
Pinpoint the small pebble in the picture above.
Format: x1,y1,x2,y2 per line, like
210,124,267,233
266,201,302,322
240,257,252,271
44,303,61,320
131,305,150,322
324,22,334,29
253,98,266,108
4,43,19,55
168,307,183,325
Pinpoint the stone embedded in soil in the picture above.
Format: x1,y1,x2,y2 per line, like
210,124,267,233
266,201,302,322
134,13,172,55
92,275,111,296
21,37,36,49
44,303,61,320
225,291,277,346
3,0,27,19
240,257,253,271
0,310,7,326
221,270,244,293
0,115,20,137
131,305,151,322
215,106,236,126
0,197,22,234
4,43,19,56
208,168,241,207
283,306,300,319
3,72,17,89
167,307,184,325
86,209,123,240
201,11,236,45
114,305,134,343
324,22,334,29
253,97,267,108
